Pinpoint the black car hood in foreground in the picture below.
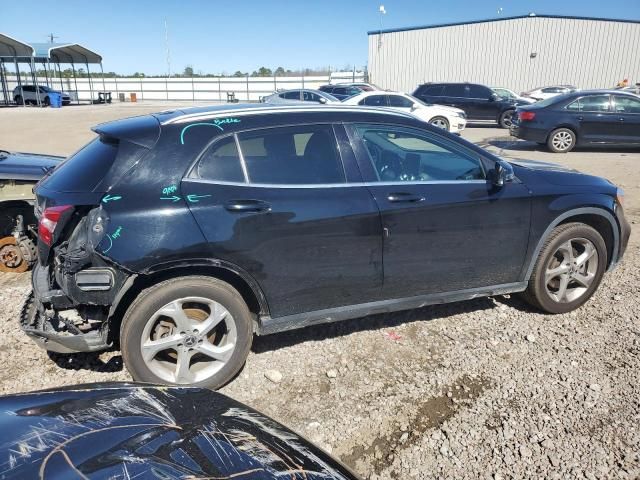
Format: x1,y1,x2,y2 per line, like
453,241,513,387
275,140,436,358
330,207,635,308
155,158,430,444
0,383,357,479
509,158,615,189
0,151,63,181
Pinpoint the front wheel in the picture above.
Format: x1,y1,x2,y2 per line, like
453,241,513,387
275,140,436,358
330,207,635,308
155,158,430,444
43,96,51,106
521,223,607,313
499,110,515,128
120,276,253,389
547,128,576,153
429,116,450,131
14,95,23,105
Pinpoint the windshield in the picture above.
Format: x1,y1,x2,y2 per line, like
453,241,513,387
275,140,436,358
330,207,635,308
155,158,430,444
39,86,54,93
407,94,431,107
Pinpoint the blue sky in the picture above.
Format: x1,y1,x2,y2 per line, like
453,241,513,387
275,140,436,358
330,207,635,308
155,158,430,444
3,0,639,75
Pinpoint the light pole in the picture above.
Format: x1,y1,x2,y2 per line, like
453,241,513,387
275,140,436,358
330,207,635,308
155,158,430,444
378,4,386,49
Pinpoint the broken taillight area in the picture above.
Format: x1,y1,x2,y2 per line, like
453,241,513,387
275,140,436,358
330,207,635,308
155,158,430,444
38,205,73,246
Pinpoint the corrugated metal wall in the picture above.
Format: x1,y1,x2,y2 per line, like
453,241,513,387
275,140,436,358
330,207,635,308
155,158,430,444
368,17,640,94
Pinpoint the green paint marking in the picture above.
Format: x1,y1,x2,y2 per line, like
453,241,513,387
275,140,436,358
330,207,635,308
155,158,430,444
102,194,122,203
179,118,241,145
186,194,212,203
162,185,177,195
111,226,123,240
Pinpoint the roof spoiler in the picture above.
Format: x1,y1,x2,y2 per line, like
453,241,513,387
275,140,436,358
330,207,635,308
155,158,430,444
92,115,161,149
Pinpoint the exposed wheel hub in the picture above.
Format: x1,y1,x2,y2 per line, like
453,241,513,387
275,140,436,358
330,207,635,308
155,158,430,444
0,236,29,273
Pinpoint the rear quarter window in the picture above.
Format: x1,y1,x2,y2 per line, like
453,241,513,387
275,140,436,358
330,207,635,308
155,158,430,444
42,136,147,192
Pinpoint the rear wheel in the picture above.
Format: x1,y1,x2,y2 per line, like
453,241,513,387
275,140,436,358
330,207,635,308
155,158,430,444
429,116,450,131
522,223,607,313
499,109,515,128
43,96,50,107
14,95,22,105
547,128,576,153
120,276,253,389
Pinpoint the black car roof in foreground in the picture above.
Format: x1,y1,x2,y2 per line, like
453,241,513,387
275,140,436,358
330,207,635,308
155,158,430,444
157,103,417,125
0,382,358,479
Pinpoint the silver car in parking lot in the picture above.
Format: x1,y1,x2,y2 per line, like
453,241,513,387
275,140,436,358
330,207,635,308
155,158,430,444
262,89,340,105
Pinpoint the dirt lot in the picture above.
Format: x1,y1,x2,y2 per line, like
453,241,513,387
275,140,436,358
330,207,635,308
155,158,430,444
0,104,638,479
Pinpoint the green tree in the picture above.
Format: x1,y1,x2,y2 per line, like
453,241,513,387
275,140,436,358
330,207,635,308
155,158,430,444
274,66,285,76
233,71,246,77
251,66,272,77
183,65,194,77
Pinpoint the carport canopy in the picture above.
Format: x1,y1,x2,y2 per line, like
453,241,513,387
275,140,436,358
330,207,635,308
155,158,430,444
0,33,33,58
29,42,102,64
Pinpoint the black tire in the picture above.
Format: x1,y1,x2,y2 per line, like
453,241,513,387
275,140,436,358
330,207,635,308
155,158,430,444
521,223,607,314
43,96,50,107
499,109,515,129
429,116,450,131
547,128,576,153
14,95,22,105
120,276,253,389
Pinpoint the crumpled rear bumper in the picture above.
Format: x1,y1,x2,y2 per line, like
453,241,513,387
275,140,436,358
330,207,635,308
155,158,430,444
21,264,111,354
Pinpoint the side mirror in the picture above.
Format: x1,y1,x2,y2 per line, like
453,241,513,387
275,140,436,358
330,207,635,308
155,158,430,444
489,93,498,102
410,103,418,111
318,97,327,104
491,160,515,187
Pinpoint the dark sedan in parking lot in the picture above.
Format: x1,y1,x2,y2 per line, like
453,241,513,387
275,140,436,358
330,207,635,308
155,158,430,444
510,90,640,152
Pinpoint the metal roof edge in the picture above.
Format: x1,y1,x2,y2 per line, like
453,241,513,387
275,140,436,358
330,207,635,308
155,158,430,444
367,14,640,36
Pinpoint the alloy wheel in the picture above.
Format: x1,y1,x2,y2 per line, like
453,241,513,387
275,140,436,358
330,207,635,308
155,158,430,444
551,131,574,151
544,238,598,303
430,118,448,130
140,296,237,384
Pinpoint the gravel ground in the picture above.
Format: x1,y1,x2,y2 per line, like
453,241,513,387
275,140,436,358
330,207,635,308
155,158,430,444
0,105,638,479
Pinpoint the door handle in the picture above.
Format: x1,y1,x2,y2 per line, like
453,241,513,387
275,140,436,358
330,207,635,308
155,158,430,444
619,117,625,122
224,200,271,213
387,192,425,203
577,116,583,121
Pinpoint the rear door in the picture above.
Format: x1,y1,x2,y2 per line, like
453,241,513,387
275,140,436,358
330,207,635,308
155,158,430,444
347,123,531,298
566,95,618,143
611,94,640,144
440,84,471,116
182,123,383,318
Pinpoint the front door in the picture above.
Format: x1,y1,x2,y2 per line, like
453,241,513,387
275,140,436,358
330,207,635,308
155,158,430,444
182,124,383,318
347,123,531,299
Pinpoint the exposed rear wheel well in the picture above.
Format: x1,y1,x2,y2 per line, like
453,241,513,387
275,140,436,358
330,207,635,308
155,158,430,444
108,265,265,345
558,214,614,266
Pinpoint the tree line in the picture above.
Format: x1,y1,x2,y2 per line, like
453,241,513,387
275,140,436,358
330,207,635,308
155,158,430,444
27,65,359,79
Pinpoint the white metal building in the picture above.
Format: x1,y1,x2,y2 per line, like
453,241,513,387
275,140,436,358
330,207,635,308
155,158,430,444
368,14,640,94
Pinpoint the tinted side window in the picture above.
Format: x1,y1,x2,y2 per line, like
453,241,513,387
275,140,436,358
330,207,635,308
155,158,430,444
613,95,640,113
318,86,332,93
238,125,345,185
191,136,245,183
415,85,444,96
388,95,414,108
442,85,467,97
302,91,319,102
361,95,387,106
332,87,346,95
283,91,301,100
567,95,611,112
468,85,491,99
355,125,484,182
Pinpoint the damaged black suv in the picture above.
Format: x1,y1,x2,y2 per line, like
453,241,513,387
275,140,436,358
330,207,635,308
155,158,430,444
23,104,630,388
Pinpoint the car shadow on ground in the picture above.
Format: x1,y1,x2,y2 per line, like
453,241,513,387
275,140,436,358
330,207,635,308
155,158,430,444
252,296,503,354
48,351,123,372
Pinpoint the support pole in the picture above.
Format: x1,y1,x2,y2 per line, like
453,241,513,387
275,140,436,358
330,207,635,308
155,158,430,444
56,62,64,91
71,61,80,105
14,59,25,106
86,62,93,103
100,62,106,98
31,59,41,106
44,61,50,87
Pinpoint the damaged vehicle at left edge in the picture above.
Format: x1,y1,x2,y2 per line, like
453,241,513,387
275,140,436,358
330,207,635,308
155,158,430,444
0,149,61,272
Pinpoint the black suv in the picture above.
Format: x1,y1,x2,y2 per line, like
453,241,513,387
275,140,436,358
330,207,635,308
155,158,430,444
413,82,530,128
23,104,630,388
